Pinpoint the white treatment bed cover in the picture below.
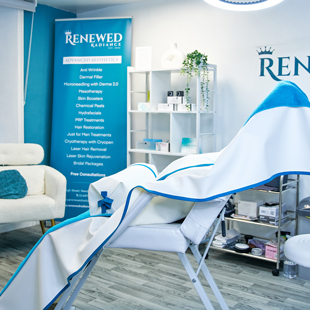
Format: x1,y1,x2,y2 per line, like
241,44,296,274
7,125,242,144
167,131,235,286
1,81,310,309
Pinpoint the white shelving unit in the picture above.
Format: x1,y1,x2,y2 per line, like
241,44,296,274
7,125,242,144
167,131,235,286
127,65,217,172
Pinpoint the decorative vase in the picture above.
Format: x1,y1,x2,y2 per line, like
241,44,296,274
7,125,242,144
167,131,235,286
161,43,185,69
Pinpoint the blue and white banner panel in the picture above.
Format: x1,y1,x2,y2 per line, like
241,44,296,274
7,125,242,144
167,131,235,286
50,17,132,217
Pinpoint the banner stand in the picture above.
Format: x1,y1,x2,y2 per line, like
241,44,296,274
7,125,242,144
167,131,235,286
51,17,132,220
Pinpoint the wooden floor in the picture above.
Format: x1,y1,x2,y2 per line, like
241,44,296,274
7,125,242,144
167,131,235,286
0,224,309,310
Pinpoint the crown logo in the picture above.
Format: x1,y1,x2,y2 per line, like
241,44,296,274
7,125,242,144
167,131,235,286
257,46,275,56
65,30,72,35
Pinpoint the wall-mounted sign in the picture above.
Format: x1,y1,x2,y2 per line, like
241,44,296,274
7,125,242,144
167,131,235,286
257,45,310,82
50,17,132,218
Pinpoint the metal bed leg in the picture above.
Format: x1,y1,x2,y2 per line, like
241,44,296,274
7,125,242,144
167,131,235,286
178,207,229,309
53,270,83,310
178,252,216,310
54,248,104,310
190,245,229,310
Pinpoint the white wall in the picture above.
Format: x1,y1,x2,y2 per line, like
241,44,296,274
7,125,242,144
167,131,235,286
0,7,24,143
79,0,310,148
78,0,310,201
0,8,26,233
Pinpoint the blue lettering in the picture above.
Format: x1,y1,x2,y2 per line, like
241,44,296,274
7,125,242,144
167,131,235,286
278,57,291,76
260,58,281,82
294,56,310,76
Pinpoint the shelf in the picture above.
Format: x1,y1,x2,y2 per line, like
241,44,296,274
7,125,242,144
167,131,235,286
225,215,296,228
128,67,181,74
210,246,283,263
200,110,215,114
249,179,298,194
151,68,181,73
129,110,215,114
128,148,189,157
129,110,196,114
220,175,299,274
129,129,147,133
128,66,217,73
127,66,217,169
128,68,152,73
200,132,215,136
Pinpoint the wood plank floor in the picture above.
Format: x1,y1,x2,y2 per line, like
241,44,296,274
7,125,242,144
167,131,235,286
0,224,309,310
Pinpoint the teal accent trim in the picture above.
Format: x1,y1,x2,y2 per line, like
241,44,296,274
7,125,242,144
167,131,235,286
60,207,88,221
0,210,91,297
2,168,307,306
24,5,76,165
92,213,113,218
131,164,158,178
138,171,307,203
244,81,310,125
1,187,134,301
157,164,214,181
43,188,136,309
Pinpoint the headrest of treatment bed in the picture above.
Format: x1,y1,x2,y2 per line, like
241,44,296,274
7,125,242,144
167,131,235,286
0,143,44,165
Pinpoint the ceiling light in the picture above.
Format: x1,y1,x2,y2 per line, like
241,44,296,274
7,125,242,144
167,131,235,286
204,0,284,11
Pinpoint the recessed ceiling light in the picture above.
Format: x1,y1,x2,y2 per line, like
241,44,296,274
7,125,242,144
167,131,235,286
204,0,285,11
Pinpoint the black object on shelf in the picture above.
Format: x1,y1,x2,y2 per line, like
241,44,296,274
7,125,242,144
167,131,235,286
245,235,253,243
254,175,288,191
234,243,251,253
224,196,235,217
297,196,310,217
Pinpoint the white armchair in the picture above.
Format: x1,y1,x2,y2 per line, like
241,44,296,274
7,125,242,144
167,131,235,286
0,143,66,233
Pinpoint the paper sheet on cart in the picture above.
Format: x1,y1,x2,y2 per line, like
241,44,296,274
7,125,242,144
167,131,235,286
1,81,310,310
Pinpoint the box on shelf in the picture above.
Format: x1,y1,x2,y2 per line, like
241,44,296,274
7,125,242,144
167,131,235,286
265,244,284,260
176,104,188,112
259,215,288,225
181,138,196,154
156,142,170,152
136,140,160,150
158,103,174,111
238,200,264,218
137,102,151,111
143,138,162,143
190,104,197,111
265,245,278,260
259,204,288,224
259,204,287,217
167,96,183,104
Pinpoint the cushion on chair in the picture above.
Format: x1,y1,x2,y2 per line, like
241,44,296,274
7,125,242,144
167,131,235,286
0,143,44,165
0,166,45,195
0,195,55,223
0,170,28,199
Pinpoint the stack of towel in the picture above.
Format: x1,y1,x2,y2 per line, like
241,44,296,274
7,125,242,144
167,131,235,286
212,228,241,248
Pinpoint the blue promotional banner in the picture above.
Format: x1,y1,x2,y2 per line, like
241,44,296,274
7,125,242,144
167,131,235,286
50,17,132,218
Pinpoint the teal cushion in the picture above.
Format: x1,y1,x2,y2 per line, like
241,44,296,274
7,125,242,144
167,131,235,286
0,170,28,199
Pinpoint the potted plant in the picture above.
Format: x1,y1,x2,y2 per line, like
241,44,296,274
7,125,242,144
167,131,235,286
180,50,210,111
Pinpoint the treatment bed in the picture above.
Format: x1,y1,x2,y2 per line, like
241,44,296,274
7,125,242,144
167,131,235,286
1,81,310,310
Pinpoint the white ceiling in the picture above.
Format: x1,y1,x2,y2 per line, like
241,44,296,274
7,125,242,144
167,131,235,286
37,0,149,14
